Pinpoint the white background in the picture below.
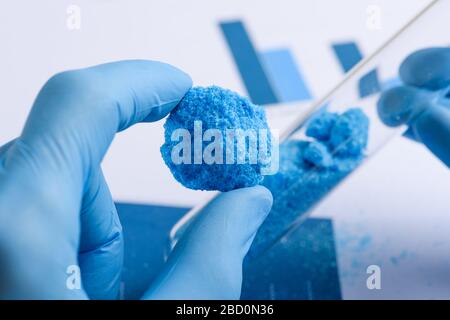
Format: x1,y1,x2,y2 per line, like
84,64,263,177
1,0,450,299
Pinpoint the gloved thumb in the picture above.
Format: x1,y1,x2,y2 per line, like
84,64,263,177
143,185,273,300
377,85,450,167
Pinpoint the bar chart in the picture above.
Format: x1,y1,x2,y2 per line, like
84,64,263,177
220,20,389,106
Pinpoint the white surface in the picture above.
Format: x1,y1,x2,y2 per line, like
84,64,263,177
2,0,450,299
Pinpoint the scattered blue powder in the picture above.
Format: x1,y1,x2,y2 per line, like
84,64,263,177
248,108,369,258
161,86,272,191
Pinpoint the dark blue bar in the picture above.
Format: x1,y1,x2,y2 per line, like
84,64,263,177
261,48,313,102
116,203,190,299
220,21,278,105
332,42,364,73
359,69,381,97
242,218,341,300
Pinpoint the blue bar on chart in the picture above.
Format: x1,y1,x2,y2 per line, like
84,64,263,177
219,21,278,105
332,42,364,72
242,218,341,300
359,69,381,97
260,48,312,103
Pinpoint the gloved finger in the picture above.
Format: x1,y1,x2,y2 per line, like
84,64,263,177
377,85,435,128
378,85,450,166
0,139,16,155
78,168,123,300
18,60,192,197
400,47,450,90
143,185,273,300
0,139,16,168
0,161,86,299
402,127,417,141
411,100,450,167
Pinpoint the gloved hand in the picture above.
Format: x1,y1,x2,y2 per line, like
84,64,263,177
377,47,450,166
0,61,273,299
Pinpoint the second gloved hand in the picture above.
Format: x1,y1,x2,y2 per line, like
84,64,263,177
377,47,450,166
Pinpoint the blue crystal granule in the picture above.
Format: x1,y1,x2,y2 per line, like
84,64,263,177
161,86,273,191
247,108,369,258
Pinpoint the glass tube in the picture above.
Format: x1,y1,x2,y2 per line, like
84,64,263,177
168,0,448,261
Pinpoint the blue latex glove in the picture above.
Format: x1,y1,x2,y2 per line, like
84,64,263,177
377,47,450,166
0,61,273,299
